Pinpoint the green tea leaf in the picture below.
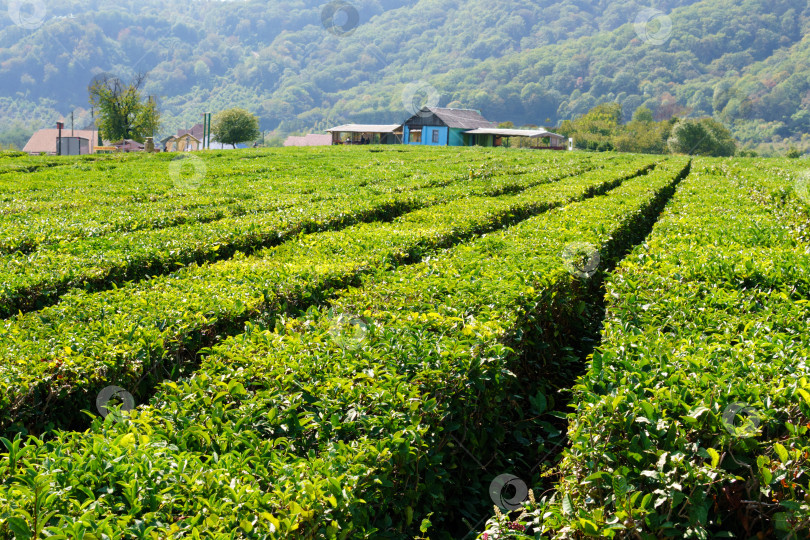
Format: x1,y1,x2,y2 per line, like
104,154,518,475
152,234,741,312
706,448,720,469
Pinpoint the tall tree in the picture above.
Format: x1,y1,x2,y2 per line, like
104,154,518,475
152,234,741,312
89,73,160,143
211,108,260,148
667,118,736,157
559,103,623,150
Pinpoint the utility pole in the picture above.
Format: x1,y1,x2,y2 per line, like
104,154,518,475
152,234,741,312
71,110,74,136
56,121,63,156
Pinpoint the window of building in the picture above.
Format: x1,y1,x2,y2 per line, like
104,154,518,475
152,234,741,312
410,129,422,143
432,130,440,143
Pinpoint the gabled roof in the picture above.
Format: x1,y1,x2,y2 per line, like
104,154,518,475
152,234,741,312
325,124,402,133
178,123,205,140
23,129,99,154
418,107,496,129
164,133,201,143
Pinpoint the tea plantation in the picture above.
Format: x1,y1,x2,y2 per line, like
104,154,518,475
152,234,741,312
0,147,807,539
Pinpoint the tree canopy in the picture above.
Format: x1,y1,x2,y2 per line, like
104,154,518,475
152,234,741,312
559,103,676,153
211,108,260,148
88,74,160,143
558,103,739,156
667,118,736,157
1,0,808,154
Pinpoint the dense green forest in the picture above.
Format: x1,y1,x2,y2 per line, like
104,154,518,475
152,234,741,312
0,0,808,154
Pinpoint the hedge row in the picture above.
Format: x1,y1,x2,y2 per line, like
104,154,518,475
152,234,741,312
0,189,321,255
0,158,689,539
0,153,622,317
0,157,650,435
481,159,810,538
0,147,576,254
0,147,579,215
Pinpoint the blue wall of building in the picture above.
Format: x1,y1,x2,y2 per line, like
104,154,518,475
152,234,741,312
404,125,450,145
425,126,448,146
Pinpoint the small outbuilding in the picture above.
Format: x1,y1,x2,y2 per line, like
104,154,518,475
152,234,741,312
326,124,403,145
23,129,100,155
464,128,567,149
162,133,202,152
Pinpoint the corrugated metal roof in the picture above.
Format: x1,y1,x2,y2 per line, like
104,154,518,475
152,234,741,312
464,128,564,138
424,107,496,129
325,124,402,133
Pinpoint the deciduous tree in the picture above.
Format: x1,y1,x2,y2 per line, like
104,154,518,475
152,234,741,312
211,108,260,148
667,118,736,156
89,73,160,143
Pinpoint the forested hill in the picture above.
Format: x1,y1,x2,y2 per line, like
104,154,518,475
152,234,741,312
0,0,808,152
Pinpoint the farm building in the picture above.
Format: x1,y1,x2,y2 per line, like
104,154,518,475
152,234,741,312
178,123,205,141
162,133,202,152
163,123,246,150
325,106,568,149
326,124,403,145
464,127,567,149
23,128,100,155
402,107,496,146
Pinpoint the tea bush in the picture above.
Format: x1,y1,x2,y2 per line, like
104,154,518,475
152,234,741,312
479,158,810,538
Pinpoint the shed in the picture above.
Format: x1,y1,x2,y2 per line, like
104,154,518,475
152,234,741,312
23,129,100,155
402,107,496,146
163,133,201,152
463,128,567,149
57,137,91,156
178,123,205,141
326,124,403,145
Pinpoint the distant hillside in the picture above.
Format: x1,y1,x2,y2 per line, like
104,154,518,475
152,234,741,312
0,0,808,153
